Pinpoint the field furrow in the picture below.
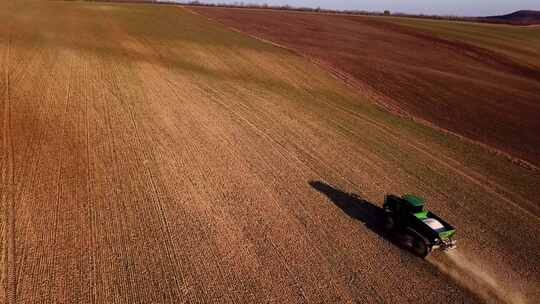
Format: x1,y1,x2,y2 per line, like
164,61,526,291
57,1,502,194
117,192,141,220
1,1,538,304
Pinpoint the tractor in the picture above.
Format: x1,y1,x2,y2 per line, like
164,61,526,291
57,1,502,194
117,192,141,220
383,194,456,258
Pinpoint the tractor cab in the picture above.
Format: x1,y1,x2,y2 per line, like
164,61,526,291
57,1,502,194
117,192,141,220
402,194,425,213
384,194,424,216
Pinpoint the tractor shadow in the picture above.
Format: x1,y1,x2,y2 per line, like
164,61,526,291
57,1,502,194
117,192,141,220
309,181,486,303
309,180,400,248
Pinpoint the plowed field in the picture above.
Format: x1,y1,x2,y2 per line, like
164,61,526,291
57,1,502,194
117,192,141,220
193,7,540,168
1,1,539,303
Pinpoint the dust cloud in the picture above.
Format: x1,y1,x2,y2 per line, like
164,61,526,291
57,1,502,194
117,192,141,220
429,250,527,304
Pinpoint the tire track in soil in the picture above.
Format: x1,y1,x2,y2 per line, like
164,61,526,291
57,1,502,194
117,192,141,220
0,10,7,301
84,49,111,304
2,10,16,303
83,43,99,304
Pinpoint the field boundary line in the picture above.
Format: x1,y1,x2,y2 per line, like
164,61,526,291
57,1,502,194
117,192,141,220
185,6,540,173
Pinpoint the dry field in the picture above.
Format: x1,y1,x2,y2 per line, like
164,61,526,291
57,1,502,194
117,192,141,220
1,1,539,303
193,7,540,167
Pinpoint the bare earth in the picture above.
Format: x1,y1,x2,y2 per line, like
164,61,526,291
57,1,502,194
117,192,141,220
1,1,539,303
192,6,540,167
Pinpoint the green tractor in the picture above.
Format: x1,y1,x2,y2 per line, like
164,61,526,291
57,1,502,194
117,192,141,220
383,194,456,258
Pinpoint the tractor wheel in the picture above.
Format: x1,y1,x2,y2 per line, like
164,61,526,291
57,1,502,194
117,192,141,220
411,235,431,258
384,214,395,230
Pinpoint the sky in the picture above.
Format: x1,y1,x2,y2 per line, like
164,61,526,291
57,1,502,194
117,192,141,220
183,0,540,17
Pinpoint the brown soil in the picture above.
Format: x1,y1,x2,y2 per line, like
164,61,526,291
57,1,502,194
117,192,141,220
1,2,539,303
192,7,540,168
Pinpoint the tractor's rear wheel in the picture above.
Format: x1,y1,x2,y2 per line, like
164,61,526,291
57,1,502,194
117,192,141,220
384,213,395,230
411,234,431,258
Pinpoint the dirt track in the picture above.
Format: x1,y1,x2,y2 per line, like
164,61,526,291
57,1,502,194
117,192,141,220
193,7,540,167
1,1,539,303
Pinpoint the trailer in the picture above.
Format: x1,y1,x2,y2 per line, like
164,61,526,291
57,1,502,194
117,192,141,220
383,194,456,257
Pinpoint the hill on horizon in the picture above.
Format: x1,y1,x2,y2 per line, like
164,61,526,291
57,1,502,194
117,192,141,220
483,10,540,25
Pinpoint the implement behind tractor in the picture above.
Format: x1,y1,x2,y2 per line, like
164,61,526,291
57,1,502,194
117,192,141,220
384,194,456,257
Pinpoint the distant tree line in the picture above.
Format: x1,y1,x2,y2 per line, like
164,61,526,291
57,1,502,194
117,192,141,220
174,1,483,22
83,0,534,25
172,1,393,16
